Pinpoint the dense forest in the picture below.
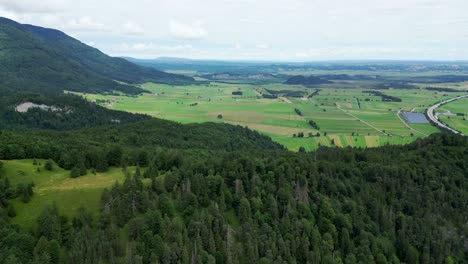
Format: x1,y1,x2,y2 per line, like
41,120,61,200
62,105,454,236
363,91,403,102
0,119,467,263
0,93,151,130
284,76,333,86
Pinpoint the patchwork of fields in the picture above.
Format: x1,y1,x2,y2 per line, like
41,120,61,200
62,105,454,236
75,82,466,151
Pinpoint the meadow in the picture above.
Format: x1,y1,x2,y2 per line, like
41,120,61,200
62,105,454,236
3,159,144,228
75,81,466,151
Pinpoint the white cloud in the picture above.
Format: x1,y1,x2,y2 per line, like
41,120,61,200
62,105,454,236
232,42,242,51
0,8,20,21
169,20,208,40
239,18,265,24
122,21,145,35
63,16,108,32
0,0,65,13
1,0,467,60
295,52,309,59
116,42,194,53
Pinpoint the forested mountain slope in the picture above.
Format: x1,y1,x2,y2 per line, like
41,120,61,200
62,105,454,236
0,17,194,95
0,118,283,165
0,92,151,130
0,126,466,263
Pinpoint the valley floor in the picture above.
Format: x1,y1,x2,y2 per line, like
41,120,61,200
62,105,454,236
73,82,468,151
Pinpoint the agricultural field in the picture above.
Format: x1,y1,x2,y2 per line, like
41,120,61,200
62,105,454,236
74,79,467,151
2,159,144,228
437,97,468,134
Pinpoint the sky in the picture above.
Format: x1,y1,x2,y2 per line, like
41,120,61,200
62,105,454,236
1,0,468,61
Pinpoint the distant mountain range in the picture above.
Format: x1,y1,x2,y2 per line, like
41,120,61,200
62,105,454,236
123,57,275,64
124,57,280,74
0,17,194,95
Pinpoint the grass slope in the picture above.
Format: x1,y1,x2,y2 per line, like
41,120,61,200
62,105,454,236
3,159,140,228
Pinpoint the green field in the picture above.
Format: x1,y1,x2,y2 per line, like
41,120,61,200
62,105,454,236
73,82,466,151
437,98,468,134
3,159,143,228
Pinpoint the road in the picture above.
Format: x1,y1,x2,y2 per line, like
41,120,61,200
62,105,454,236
279,97,292,104
426,95,468,136
337,107,388,136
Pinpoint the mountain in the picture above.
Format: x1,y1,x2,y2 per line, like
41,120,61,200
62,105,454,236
148,57,196,63
0,17,194,95
284,75,333,86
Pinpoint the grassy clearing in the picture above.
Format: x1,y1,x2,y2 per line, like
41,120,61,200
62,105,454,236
3,159,139,228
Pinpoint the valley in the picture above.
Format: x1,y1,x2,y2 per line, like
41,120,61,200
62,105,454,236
75,77,466,151
0,13,467,264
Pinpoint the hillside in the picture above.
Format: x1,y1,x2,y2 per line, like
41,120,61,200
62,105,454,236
0,17,194,95
0,118,283,162
0,93,151,130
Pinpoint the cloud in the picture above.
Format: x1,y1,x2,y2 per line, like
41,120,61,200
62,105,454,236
223,0,256,4
0,0,65,13
1,0,467,60
86,41,96,47
256,44,269,49
286,47,464,60
116,42,194,53
122,21,145,35
294,52,309,59
169,20,208,40
0,8,20,21
62,16,108,32
239,18,265,25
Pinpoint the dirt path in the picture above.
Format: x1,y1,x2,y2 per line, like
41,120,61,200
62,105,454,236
279,97,292,104
337,107,388,135
253,89,262,97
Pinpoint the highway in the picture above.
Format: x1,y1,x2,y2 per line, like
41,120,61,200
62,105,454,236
426,95,468,136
